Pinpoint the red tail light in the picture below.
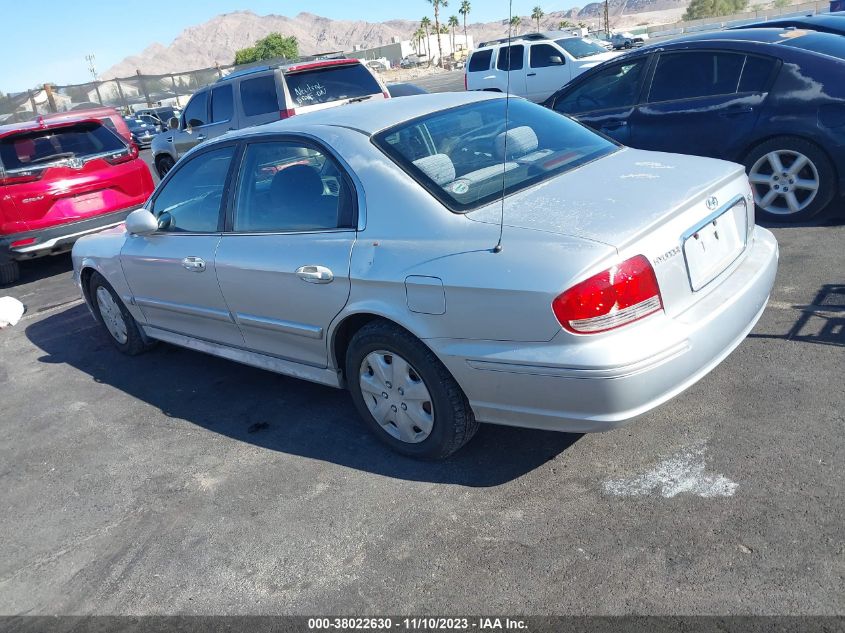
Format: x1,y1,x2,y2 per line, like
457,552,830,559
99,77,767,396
279,109,296,119
383,89,390,99
105,142,139,165
0,169,44,186
10,237,37,248
552,255,663,334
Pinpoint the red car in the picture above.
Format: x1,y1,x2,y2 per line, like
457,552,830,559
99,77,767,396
0,115,154,284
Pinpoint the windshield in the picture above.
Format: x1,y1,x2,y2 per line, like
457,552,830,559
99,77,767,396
372,98,617,212
555,38,608,59
0,122,126,171
284,63,382,107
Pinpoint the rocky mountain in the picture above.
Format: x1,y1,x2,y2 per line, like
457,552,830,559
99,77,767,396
101,6,687,79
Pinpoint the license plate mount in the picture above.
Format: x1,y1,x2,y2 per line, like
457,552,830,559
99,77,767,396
683,199,747,291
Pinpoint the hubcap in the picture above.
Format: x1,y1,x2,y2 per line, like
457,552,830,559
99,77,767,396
749,150,819,216
359,350,434,444
95,286,128,344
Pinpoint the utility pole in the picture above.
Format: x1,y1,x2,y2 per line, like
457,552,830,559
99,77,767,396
604,0,610,38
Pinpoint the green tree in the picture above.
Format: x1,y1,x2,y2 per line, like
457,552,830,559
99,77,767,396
413,27,426,55
427,0,449,68
510,15,521,35
421,16,432,62
459,0,471,49
683,0,748,20
448,15,460,51
532,6,545,31
773,0,789,7
234,33,299,65
559,19,574,29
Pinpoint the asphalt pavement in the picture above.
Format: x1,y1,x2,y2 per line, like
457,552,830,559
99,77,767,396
0,69,842,616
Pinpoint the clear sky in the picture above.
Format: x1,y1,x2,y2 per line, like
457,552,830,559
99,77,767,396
0,1,568,93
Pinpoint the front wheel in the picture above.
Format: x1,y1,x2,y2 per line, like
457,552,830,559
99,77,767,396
345,321,479,460
744,136,835,223
89,272,152,355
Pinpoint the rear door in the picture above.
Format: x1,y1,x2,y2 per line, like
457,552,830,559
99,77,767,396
630,50,774,159
550,57,650,145
526,43,570,102
282,61,387,116
494,44,527,97
215,138,357,367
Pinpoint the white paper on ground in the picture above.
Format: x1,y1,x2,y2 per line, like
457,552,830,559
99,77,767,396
0,297,25,328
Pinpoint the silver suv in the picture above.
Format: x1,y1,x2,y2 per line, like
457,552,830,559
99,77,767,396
151,59,388,178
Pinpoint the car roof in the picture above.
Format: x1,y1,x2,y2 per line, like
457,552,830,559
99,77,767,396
740,13,845,28
41,106,120,120
649,26,834,46
229,91,504,139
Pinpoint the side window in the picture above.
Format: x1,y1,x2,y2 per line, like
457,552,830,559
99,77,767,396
183,91,208,128
554,60,646,114
211,84,234,123
649,52,745,102
497,45,524,71
530,44,565,68
468,48,493,72
240,75,280,117
739,55,777,93
152,146,235,233
233,141,355,233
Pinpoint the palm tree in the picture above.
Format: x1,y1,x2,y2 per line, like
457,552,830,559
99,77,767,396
531,6,544,31
427,0,449,68
510,15,521,36
448,15,459,52
459,0,471,49
413,27,426,55
421,16,432,63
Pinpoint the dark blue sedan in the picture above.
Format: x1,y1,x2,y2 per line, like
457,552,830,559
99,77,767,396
544,28,845,221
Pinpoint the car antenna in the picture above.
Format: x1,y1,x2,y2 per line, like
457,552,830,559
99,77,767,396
493,0,513,254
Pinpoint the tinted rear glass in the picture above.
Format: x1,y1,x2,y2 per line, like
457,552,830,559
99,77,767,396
496,45,524,71
650,52,744,101
240,75,280,117
738,55,777,92
373,99,616,212
211,84,234,122
468,48,493,71
0,122,125,171
780,31,845,60
285,64,381,107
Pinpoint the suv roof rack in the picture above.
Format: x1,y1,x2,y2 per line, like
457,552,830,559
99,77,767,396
216,51,348,83
478,31,580,48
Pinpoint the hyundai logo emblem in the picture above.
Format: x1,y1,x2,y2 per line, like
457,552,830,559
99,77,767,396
706,196,719,211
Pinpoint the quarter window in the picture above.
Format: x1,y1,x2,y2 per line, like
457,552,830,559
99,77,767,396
152,146,235,233
240,75,279,117
233,141,355,232
554,60,646,113
211,84,234,122
530,44,565,68
649,52,745,102
183,91,208,128
497,45,524,71
468,48,493,72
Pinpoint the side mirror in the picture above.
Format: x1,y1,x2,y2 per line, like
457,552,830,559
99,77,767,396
125,208,159,235
157,211,174,231
168,117,179,130
550,55,564,65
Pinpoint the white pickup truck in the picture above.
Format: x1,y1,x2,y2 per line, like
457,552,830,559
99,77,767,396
465,33,620,103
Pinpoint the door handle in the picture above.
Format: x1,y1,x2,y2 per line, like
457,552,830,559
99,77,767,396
719,106,753,117
165,136,173,142
527,72,537,77
196,134,206,142
601,120,628,131
182,256,207,272
295,265,333,284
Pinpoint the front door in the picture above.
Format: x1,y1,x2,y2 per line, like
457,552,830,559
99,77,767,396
120,143,244,346
172,90,210,157
526,43,570,103
215,139,357,368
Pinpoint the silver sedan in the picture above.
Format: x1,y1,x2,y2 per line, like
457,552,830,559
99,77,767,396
72,92,778,459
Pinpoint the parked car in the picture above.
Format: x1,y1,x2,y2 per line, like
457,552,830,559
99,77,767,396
544,28,845,222
386,83,429,97
465,32,619,102
151,58,389,178
42,107,133,144
611,31,649,49
123,116,158,148
134,106,181,130
72,92,777,458
136,114,165,133
1,116,154,284
730,13,845,36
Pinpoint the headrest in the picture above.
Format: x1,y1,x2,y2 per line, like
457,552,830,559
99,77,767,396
495,126,539,160
413,153,456,186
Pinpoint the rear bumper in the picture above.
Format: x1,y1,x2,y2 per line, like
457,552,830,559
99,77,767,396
433,227,779,432
0,208,137,263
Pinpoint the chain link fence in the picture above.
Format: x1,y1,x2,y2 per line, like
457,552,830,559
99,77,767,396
0,52,345,123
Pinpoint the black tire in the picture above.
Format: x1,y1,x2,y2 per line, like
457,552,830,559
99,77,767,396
88,272,152,356
0,260,20,285
345,321,479,460
155,154,176,179
743,136,836,223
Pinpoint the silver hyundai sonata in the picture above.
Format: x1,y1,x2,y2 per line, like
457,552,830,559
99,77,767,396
72,92,778,459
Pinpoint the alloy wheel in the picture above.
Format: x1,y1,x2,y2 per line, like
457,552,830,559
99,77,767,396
359,350,434,444
748,150,819,216
95,286,128,344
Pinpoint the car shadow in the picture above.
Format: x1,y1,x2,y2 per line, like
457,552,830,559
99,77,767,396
758,204,845,229
25,304,581,487
750,283,845,348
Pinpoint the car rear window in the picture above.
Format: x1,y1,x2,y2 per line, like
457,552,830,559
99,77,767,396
780,31,845,60
468,48,493,72
0,122,126,171
372,98,617,212
284,63,382,107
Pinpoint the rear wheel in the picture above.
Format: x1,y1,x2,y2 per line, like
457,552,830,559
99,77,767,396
0,260,20,285
155,154,176,179
88,272,151,355
744,136,835,223
345,321,479,460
